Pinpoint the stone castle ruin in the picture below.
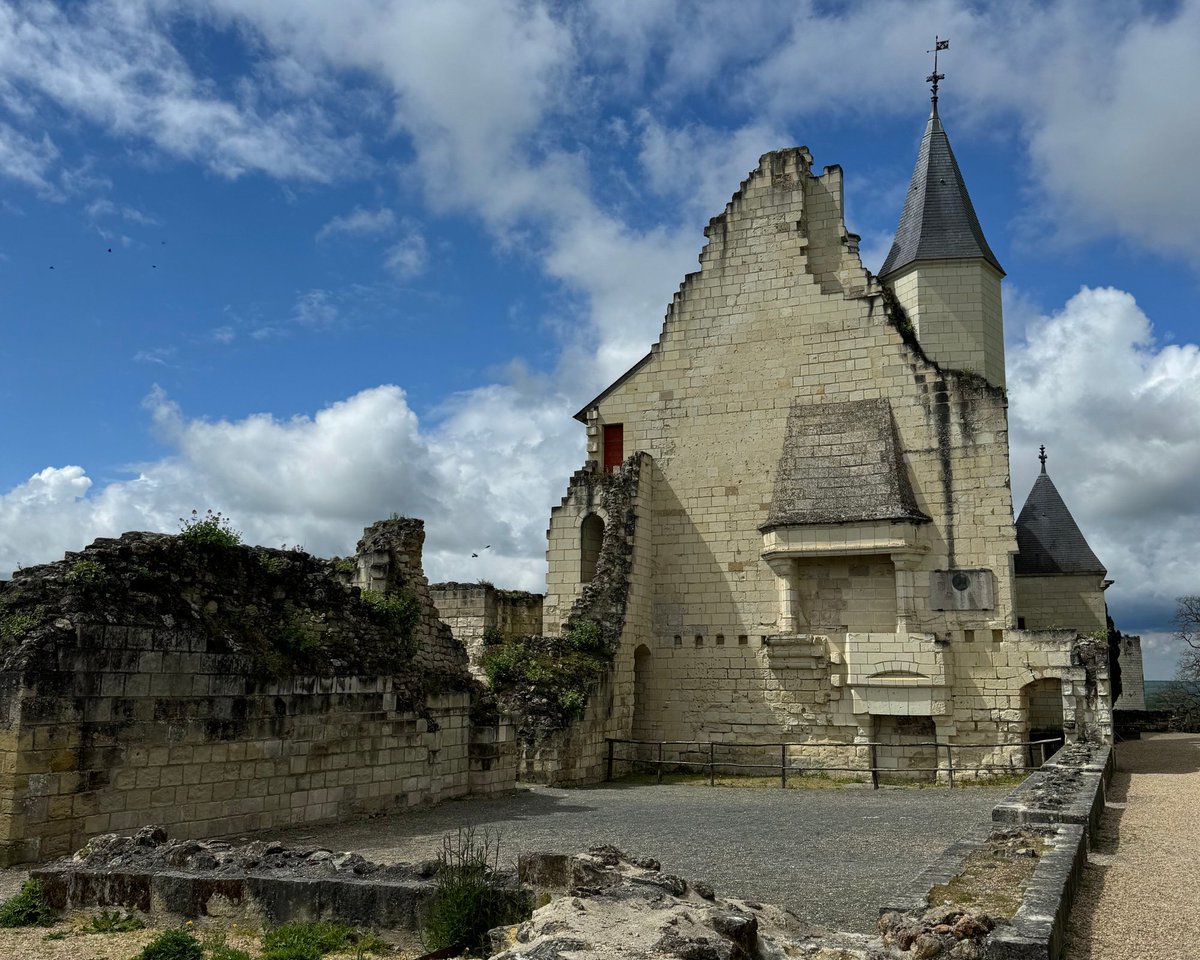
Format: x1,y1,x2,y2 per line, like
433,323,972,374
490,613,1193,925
0,519,515,866
0,88,1144,864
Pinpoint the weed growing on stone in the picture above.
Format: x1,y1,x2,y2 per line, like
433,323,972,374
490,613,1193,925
65,558,105,586
0,605,46,641
422,829,530,955
360,589,420,647
83,909,145,932
482,624,610,730
0,879,56,928
178,509,243,548
135,927,203,960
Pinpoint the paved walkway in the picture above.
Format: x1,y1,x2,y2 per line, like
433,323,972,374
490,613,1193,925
266,780,1006,933
1064,732,1200,960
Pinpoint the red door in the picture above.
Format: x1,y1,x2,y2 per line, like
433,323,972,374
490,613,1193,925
603,424,624,472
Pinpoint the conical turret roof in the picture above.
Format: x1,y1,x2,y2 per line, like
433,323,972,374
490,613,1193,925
1014,458,1105,577
879,104,1004,279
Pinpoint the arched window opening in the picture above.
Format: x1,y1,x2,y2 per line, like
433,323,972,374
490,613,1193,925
580,514,605,584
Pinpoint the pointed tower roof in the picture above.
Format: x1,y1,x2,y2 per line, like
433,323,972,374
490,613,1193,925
1014,447,1106,576
879,99,1004,279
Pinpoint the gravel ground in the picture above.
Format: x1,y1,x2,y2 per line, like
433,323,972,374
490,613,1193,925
1064,732,1200,960
256,780,1007,933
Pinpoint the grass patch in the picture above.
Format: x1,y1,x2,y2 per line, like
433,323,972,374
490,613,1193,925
421,829,530,956
927,832,1051,918
0,879,56,928
260,921,383,960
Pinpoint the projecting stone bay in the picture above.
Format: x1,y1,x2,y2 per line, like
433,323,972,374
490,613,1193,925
256,779,1008,934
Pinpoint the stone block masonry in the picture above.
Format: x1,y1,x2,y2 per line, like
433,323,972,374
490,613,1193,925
0,518,515,866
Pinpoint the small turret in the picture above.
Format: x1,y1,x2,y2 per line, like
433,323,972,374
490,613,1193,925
880,54,1006,387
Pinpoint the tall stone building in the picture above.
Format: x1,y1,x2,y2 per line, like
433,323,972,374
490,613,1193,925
536,83,1137,781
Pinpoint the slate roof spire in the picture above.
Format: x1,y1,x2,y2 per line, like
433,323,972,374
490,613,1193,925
879,69,1004,279
1014,448,1106,576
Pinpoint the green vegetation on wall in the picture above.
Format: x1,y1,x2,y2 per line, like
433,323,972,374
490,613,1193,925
481,618,610,729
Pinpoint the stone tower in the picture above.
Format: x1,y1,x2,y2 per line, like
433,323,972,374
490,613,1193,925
879,90,1006,387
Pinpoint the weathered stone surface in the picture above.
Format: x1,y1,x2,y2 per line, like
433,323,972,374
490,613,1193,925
495,846,873,960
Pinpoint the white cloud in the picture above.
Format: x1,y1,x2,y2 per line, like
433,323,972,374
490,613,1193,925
291,289,338,328
384,222,428,280
0,121,59,196
84,198,160,225
0,1,361,184
0,386,578,591
1008,286,1200,639
316,206,395,242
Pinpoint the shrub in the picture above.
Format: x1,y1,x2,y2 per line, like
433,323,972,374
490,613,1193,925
178,509,242,548
135,927,202,960
422,830,530,955
0,879,56,928
564,618,605,654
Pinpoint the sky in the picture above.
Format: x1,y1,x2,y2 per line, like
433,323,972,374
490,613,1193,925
1,0,1198,679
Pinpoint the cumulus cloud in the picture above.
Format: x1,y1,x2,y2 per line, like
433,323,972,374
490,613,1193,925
0,386,579,590
1008,286,1200,639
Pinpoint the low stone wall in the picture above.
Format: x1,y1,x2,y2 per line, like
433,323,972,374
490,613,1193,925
30,830,443,934
882,741,1113,960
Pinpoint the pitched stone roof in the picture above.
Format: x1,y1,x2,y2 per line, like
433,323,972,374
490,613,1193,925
1014,468,1106,576
761,398,930,531
879,105,1004,279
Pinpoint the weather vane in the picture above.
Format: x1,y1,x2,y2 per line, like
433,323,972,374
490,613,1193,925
927,36,949,110
1038,445,1047,471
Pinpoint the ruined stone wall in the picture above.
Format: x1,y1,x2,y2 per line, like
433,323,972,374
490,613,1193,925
563,148,1023,752
516,454,652,784
0,521,514,866
428,583,543,680
1014,574,1107,633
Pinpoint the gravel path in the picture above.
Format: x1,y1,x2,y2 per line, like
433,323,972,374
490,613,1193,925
1064,732,1200,960
260,781,1005,933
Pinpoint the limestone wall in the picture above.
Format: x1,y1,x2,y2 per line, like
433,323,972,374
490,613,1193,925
1014,574,1107,633
562,148,1022,750
0,520,516,866
429,583,544,680
1113,634,1146,711
0,630,478,864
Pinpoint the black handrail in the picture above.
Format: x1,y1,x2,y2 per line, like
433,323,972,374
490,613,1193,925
604,736,1060,789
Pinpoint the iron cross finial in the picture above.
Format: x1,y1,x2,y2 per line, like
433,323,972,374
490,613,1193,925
926,36,948,113
1038,445,1047,472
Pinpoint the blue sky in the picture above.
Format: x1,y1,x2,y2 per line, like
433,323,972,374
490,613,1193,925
2,1,1199,679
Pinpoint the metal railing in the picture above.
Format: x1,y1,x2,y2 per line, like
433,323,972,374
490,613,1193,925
604,736,1063,790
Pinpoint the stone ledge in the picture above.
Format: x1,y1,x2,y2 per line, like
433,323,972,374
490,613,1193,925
30,864,435,932
881,742,1112,960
